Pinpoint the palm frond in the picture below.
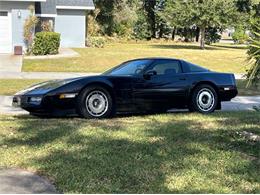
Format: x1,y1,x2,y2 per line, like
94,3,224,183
246,20,260,87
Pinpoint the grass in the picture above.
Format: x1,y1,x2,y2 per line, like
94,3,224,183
0,79,259,96
0,79,46,96
23,42,248,73
0,112,259,193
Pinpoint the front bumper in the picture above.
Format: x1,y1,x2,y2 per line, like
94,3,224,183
13,94,78,116
13,95,47,113
13,95,42,108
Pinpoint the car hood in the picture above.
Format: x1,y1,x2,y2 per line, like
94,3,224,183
15,78,81,96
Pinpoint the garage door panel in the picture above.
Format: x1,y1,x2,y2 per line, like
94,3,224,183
55,9,85,48
0,11,12,53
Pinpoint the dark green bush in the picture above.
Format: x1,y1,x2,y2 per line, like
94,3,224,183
32,32,60,55
205,28,221,45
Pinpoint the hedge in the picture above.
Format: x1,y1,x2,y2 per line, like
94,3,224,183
32,32,60,55
87,36,105,48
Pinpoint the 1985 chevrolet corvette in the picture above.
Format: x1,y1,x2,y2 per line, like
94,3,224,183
13,58,238,118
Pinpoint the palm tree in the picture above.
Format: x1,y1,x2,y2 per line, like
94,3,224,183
246,20,260,87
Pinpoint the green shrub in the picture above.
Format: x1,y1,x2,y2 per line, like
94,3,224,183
253,105,260,112
232,29,249,44
87,36,105,48
32,32,60,55
133,11,152,40
205,28,221,45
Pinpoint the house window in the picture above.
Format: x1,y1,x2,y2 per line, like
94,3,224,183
0,11,8,16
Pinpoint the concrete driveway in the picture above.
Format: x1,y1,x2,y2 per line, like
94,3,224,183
0,96,28,115
0,95,259,115
0,169,58,194
0,54,22,73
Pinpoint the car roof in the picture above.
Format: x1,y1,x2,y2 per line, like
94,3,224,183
128,57,181,61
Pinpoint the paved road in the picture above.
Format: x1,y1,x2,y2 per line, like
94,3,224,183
0,169,58,194
0,71,98,79
1,95,259,115
221,96,260,111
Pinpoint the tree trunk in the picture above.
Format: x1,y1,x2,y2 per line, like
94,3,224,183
195,27,200,42
151,14,156,38
172,27,176,40
158,23,163,38
145,0,156,38
184,28,189,42
200,26,206,49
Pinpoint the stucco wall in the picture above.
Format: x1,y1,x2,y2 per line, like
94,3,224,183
0,1,32,50
55,9,86,47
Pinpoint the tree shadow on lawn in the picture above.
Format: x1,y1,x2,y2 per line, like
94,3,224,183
212,44,247,50
2,112,260,193
150,44,246,51
150,44,221,50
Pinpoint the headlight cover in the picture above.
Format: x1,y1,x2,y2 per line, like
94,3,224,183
29,96,42,103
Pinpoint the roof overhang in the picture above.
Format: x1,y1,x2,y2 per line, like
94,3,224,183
0,0,46,2
35,14,57,17
56,5,95,10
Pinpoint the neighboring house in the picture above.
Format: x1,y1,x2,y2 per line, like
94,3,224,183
0,0,94,54
221,28,235,40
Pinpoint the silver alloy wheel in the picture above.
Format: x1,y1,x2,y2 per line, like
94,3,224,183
196,88,215,112
86,90,108,117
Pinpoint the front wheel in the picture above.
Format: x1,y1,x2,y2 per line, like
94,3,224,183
76,86,114,119
191,84,218,114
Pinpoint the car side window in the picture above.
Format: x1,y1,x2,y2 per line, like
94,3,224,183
150,60,181,76
106,60,152,76
184,61,208,72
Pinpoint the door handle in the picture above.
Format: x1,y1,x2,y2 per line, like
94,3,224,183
179,78,186,81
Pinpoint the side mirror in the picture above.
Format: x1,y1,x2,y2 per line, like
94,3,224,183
143,70,157,79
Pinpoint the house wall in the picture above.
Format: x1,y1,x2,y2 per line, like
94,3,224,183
0,1,32,51
55,9,85,47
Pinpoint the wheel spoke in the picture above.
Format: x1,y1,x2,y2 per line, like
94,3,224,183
86,90,108,117
196,88,215,112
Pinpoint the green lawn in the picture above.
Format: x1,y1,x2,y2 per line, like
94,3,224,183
0,79,46,96
0,112,259,193
0,79,259,96
23,42,248,73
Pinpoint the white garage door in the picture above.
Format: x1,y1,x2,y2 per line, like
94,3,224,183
0,11,12,53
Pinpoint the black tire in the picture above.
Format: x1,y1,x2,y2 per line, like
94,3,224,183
190,84,218,114
76,85,115,119
188,105,195,112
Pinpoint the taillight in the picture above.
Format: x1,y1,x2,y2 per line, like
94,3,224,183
231,74,236,86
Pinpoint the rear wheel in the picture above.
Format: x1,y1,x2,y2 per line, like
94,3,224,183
77,86,114,119
191,84,218,114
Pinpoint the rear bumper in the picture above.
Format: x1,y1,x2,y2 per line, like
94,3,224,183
219,86,238,101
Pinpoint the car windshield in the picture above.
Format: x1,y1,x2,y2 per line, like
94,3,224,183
103,60,152,76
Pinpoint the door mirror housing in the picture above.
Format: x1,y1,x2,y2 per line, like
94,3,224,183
143,70,157,79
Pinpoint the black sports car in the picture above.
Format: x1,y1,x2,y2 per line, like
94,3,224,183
13,58,238,118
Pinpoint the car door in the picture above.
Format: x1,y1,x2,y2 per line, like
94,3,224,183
133,59,189,110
